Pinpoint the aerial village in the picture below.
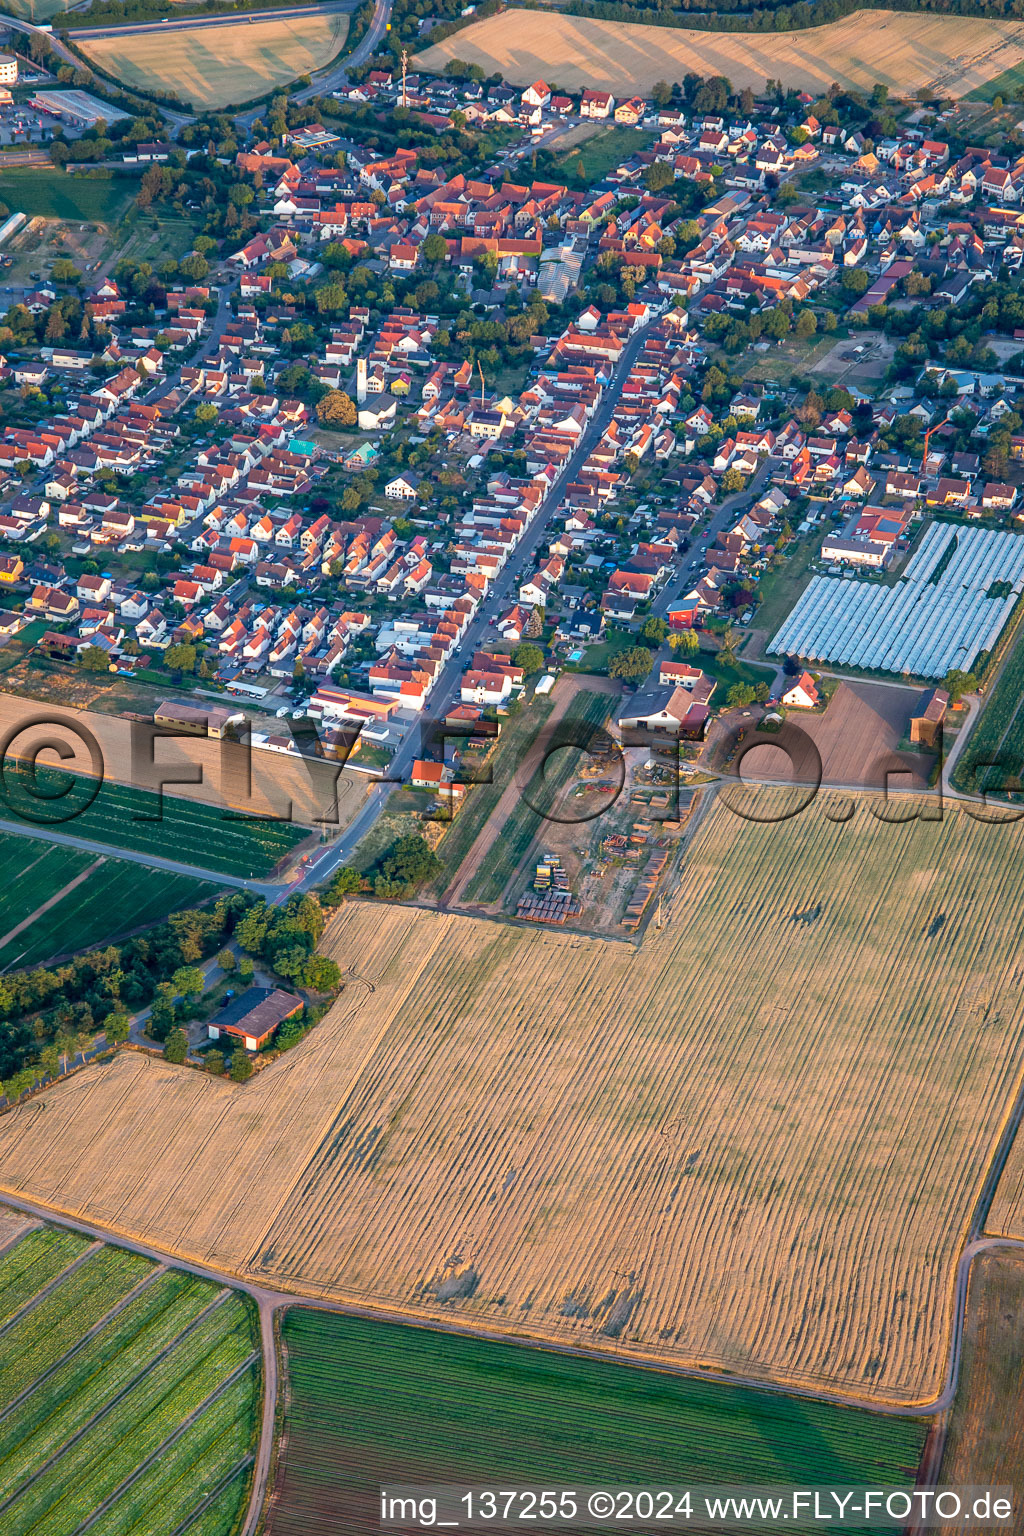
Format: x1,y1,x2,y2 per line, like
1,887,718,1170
0,58,1024,928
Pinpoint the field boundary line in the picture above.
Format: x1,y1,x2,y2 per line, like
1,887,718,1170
0,856,105,956
0,1263,167,1425
71,1350,260,1536
0,1240,104,1342
0,1289,234,1518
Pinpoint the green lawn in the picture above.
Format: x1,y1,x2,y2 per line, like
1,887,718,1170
754,536,821,640
0,764,307,878
0,1224,258,1536
0,170,136,225
553,125,655,186
272,1309,928,1536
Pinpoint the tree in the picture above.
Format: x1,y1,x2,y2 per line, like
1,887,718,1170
230,1050,253,1082
374,834,441,897
644,161,675,194
194,401,217,425
726,683,757,708
305,955,341,991
51,258,81,285
164,642,197,674
205,1051,225,1075
794,309,818,340
326,866,362,902
216,948,236,971
104,1011,130,1045
511,641,545,674
943,668,977,702
652,79,672,107
238,957,254,981
669,629,699,657
608,647,654,683
164,1028,189,1065
171,965,204,998
721,467,747,493
421,232,448,264
640,616,668,646
316,390,357,427
840,267,870,296
76,646,110,672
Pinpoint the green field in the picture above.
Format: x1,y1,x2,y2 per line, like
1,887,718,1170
465,689,612,903
0,764,307,878
0,1221,258,1536
552,125,655,186
966,62,1024,102
0,834,223,968
952,619,1024,796
0,171,136,225
271,1310,927,1536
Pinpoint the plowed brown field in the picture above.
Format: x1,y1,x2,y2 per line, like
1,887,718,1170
3,792,1024,1403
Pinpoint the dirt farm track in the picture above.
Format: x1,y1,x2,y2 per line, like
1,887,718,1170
5,792,1024,1406
416,8,1024,97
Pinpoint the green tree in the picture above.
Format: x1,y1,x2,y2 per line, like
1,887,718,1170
421,232,448,263
76,646,110,672
511,642,545,674
640,616,669,646
943,668,977,702
726,683,757,708
164,1027,189,1064
326,866,362,901
608,647,654,683
164,642,197,674
205,1050,226,1075
104,1011,130,1045
794,309,818,340
316,390,357,427
305,955,341,991
669,629,699,657
216,948,236,972
171,965,204,998
194,401,217,425
721,467,747,493
230,1050,253,1082
644,161,675,194
51,258,82,285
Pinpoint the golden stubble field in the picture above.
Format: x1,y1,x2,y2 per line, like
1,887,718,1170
3,793,1024,1404
78,12,348,109
416,8,1024,98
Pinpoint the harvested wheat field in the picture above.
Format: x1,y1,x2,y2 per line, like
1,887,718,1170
416,8,1024,98
3,793,1024,1403
78,12,348,109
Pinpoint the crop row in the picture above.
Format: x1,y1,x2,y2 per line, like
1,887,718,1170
176,1465,252,1536
0,1228,91,1328
0,1274,219,1487
0,1247,154,1410
271,1312,925,1536
3,765,307,878
26,1345,258,1536
82,1372,256,1536
4,1299,254,1536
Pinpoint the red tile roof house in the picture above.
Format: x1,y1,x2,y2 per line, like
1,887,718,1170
207,987,302,1051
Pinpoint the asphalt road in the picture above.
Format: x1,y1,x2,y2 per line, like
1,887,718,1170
67,0,357,39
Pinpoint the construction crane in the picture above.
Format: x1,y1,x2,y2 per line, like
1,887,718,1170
401,47,408,111
921,413,951,476
477,358,485,408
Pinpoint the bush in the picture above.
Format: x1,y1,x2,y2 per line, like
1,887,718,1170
230,1051,253,1083
164,1027,188,1065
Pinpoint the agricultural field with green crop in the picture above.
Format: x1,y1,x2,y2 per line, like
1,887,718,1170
0,171,136,226
0,763,307,878
464,689,613,903
952,617,1024,796
269,1311,928,1536
0,1218,259,1536
0,834,223,969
